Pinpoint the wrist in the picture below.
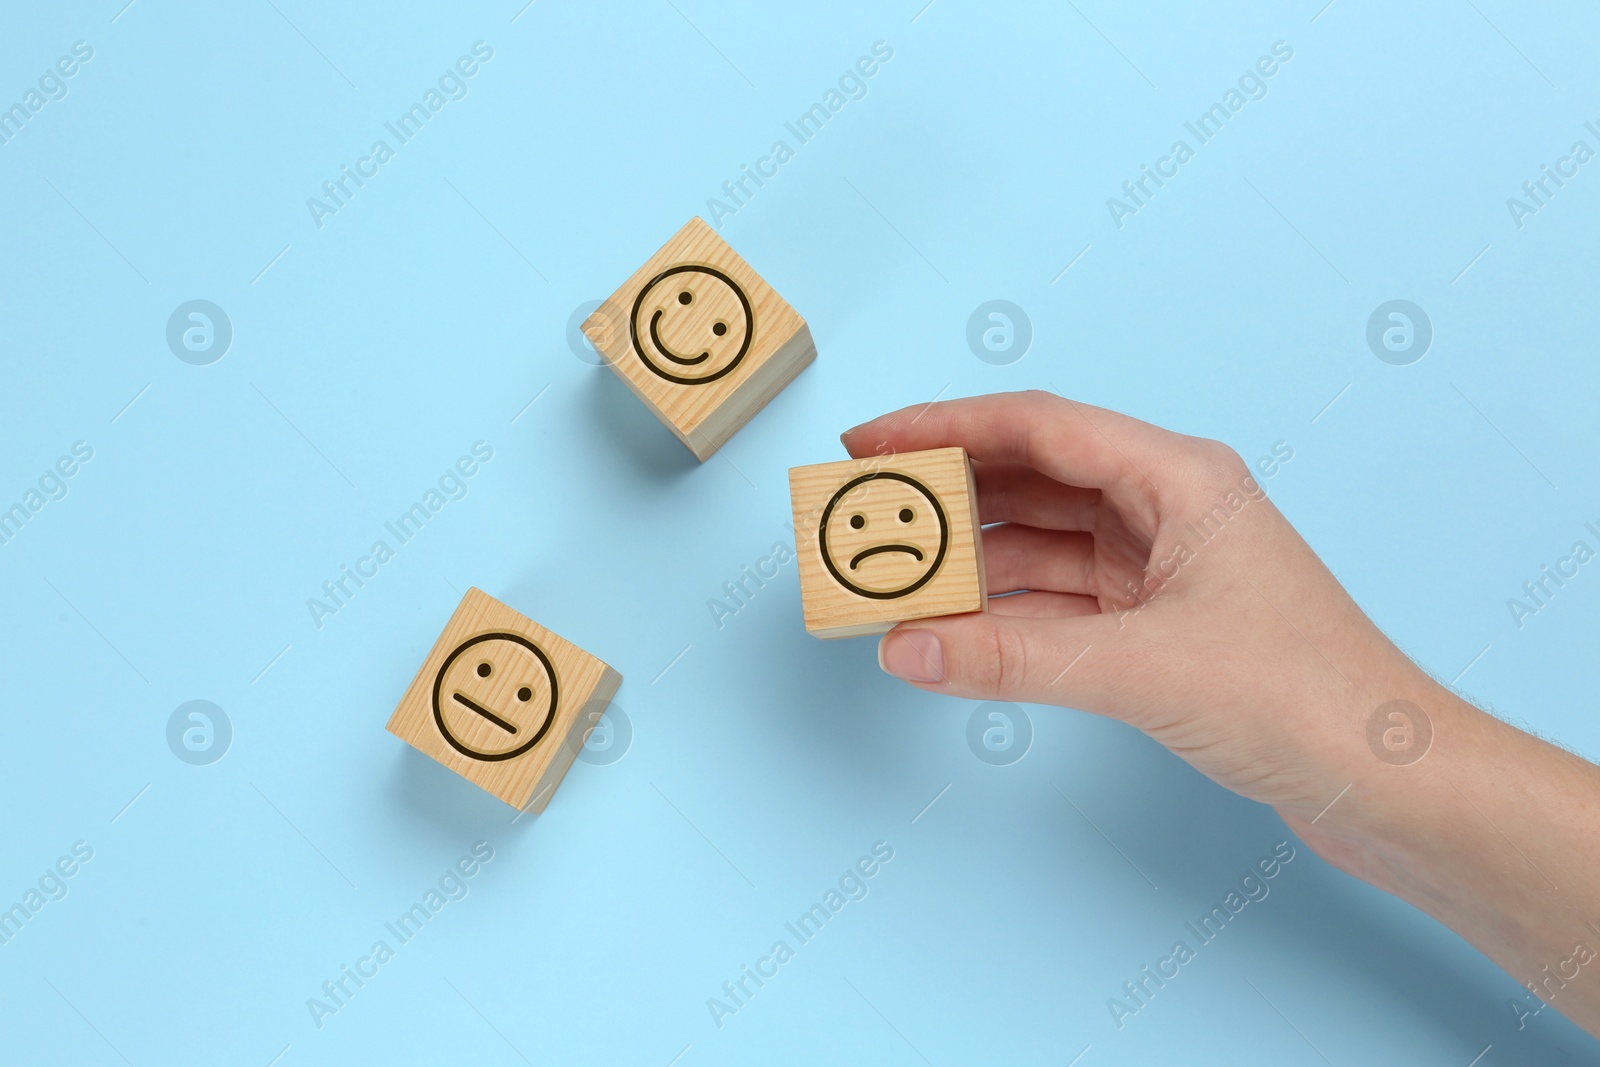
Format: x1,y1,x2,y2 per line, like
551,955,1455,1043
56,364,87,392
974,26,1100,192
1279,673,1484,894
1286,681,1600,1012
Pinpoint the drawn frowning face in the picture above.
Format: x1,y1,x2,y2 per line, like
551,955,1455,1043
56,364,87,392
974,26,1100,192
432,633,559,761
629,265,754,385
819,472,949,599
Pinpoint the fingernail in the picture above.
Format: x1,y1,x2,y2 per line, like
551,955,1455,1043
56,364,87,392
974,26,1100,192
839,426,859,444
879,630,944,684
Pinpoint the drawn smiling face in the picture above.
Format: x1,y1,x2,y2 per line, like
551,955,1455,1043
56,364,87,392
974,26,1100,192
431,633,559,761
629,265,754,385
819,471,950,599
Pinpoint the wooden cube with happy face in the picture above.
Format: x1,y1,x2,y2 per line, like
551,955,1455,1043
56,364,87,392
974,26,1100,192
582,217,815,460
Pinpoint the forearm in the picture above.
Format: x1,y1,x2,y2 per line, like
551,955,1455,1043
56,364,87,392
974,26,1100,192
1293,684,1600,1034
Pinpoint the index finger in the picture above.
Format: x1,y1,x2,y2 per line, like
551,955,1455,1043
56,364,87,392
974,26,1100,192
841,390,1169,512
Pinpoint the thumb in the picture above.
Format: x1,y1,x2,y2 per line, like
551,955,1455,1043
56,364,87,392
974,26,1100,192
877,611,1120,708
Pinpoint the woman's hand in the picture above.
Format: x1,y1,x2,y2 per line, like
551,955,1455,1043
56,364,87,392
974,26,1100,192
843,389,1425,824
844,391,1600,1037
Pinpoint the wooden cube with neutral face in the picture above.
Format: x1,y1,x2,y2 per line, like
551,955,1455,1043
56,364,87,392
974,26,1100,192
789,447,987,639
386,588,621,813
582,217,815,460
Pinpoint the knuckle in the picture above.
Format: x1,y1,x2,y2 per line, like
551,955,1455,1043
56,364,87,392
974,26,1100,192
1199,439,1247,475
985,623,1029,696
987,470,1013,520
1021,388,1066,417
1184,439,1250,490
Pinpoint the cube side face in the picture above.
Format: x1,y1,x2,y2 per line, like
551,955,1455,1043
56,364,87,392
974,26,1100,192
789,447,986,639
522,664,623,815
582,218,808,457
385,588,619,809
686,323,816,459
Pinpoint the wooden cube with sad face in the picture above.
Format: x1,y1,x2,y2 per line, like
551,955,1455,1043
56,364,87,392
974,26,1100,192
789,447,987,639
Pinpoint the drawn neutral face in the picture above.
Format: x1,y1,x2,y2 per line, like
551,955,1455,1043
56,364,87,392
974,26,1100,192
431,633,559,761
819,472,949,599
629,265,754,385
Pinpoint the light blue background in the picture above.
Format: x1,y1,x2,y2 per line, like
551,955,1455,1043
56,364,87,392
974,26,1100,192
3,1,1598,1063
